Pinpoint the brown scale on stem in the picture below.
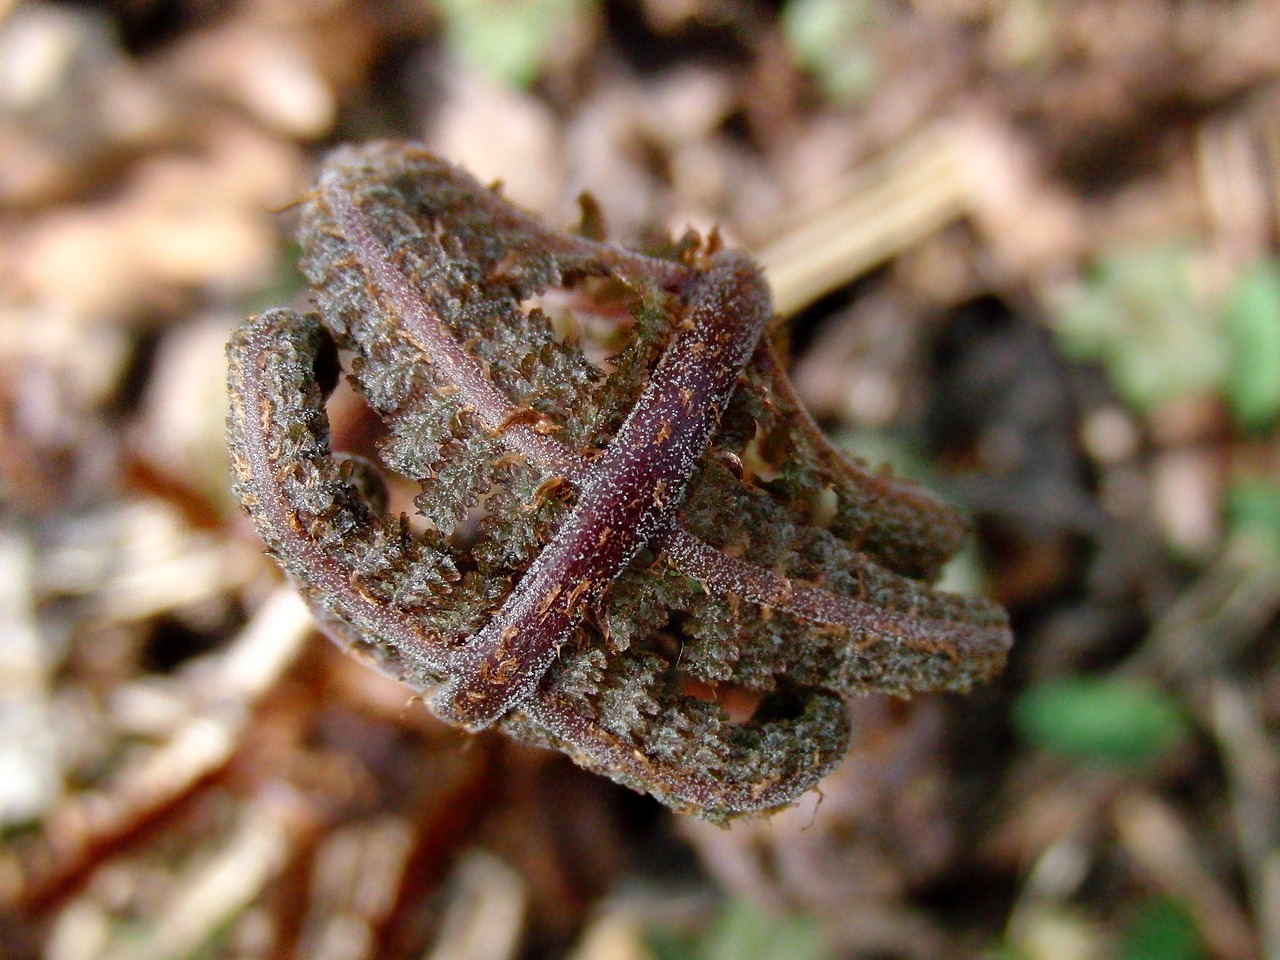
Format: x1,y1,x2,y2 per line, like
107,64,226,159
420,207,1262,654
225,141,1013,820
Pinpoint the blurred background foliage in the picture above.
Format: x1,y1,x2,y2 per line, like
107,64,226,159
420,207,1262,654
0,1,1277,959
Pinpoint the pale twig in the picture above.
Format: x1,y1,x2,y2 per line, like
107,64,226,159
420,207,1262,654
1113,791,1258,960
1211,679,1280,960
756,124,969,317
93,794,304,960
17,587,313,905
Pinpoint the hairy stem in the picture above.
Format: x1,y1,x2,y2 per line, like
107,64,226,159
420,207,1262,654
226,310,453,676
316,169,1010,700
435,253,772,727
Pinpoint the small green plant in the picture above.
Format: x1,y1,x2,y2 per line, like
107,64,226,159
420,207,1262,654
1225,478,1280,563
1056,244,1226,413
649,898,827,960
432,0,589,88
782,0,884,103
1114,896,1204,960
1012,677,1190,769
1059,246,1280,432
1223,259,1280,432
